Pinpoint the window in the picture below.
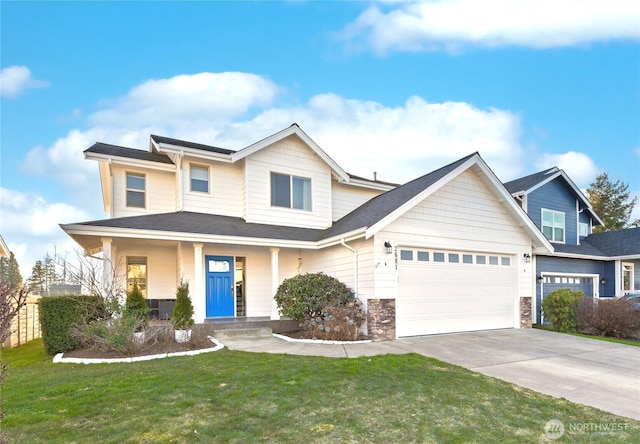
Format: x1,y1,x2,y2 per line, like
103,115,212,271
400,250,413,261
417,251,429,262
190,165,209,193
541,209,565,242
126,173,145,208
489,256,499,265
127,256,147,298
462,254,473,264
476,255,486,265
501,257,511,266
579,222,589,237
433,252,445,262
271,173,311,211
448,253,459,263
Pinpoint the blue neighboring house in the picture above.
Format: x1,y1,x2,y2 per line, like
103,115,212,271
504,167,640,323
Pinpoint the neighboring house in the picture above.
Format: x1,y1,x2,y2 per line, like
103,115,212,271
61,124,552,340
504,167,640,323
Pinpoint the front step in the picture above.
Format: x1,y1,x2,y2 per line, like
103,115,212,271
213,327,273,339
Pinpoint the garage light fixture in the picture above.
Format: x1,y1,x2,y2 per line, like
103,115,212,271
537,275,544,283
384,241,393,254
523,253,531,263
600,278,606,285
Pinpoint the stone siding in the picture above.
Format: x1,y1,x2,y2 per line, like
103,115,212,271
367,299,396,341
520,297,532,328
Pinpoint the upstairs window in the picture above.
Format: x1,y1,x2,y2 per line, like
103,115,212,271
190,165,209,193
542,209,565,243
579,222,589,237
271,173,311,211
126,173,145,208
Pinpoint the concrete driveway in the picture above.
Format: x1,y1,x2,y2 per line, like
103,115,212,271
220,328,640,421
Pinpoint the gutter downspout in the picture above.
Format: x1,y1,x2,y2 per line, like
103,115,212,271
340,239,359,297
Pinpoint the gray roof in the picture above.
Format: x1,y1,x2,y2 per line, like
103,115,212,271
150,135,236,155
503,167,558,194
549,227,640,257
80,211,324,242
323,153,478,239
85,143,174,165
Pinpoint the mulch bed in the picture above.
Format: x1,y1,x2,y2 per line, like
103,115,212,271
63,339,217,359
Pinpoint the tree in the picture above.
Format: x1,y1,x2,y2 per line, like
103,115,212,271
586,172,637,233
26,253,62,295
0,252,22,286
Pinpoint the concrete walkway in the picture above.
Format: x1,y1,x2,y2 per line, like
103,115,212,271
220,328,640,421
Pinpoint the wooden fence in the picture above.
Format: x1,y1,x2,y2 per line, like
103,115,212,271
3,297,41,348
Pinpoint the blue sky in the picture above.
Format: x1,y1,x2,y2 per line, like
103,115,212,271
1,0,639,278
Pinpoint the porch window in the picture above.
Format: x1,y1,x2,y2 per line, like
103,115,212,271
271,173,311,211
126,173,145,208
190,165,209,193
127,256,147,298
541,209,565,243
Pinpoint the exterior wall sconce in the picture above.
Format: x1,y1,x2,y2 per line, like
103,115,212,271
600,278,606,285
537,275,544,283
523,253,531,263
384,241,393,254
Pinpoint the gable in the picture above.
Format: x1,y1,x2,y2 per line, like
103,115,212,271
386,167,533,249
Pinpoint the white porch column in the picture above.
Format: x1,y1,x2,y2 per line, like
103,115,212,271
101,238,113,300
193,243,205,323
270,247,280,320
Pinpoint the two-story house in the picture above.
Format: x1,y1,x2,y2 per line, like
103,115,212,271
504,167,640,323
62,124,552,340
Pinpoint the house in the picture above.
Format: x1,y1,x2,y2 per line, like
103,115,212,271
504,167,640,323
61,124,553,340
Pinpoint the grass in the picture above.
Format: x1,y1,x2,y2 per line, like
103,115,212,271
1,339,639,443
533,324,640,347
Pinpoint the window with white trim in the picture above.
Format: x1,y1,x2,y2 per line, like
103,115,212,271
541,209,565,243
126,173,145,208
127,256,147,298
271,173,311,211
190,165,209,193
579,222,589,237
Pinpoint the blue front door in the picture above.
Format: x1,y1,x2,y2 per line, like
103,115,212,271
205,255,234,317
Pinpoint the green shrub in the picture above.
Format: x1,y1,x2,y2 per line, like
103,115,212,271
125,282,148,331
274,272,356,323
74,317,161,356
39,295,102,355
541,288,584,333
171,279,194,330
577,297,640,340
301,300,367,341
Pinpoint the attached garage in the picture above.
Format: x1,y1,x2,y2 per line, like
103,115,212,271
396,248,518,337
540,274,596,323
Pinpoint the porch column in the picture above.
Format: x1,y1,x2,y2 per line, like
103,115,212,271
270,247,280,320
101,238,113,300
193,243,204,323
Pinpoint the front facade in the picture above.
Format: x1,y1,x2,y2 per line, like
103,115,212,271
504,168,640,323
62,124,552,339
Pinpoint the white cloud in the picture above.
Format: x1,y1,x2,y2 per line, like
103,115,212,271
535,151,600,187
340,0,640,54
0,187,91,278
0,65,49,98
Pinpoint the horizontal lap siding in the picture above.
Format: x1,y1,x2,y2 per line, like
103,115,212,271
331,183,381,221
245,135,332,229
182,160,244,217
528,178,578,245
112,165,176,218
115,244,177,300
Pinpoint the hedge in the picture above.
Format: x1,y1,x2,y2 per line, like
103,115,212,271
39,295,103,355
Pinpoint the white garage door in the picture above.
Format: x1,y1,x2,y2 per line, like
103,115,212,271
397,249,516,337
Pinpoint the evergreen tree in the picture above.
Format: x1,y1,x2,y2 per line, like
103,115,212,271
0,252,22,286
586,173,637,233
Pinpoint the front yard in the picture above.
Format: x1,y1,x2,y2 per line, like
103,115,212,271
1,339,638,443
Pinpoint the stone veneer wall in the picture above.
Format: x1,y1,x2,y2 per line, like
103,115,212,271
367,299,396,341
520,297,532,328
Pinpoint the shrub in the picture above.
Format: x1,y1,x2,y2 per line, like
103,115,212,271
274,273,356,322
541,288,584,333
125,282,148,331
171,279,194,330
39,295,103,355
73,317,160,356
301,300,367,341
577,298,640,340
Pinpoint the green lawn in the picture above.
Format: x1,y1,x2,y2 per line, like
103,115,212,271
1,339,638,443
